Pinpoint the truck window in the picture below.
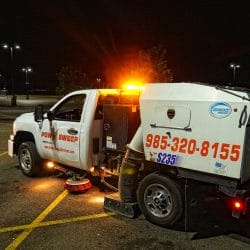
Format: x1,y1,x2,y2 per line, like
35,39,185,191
53,94,86,122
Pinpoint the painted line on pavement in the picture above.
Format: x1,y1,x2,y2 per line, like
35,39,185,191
0,151,8,157
5,189,69,250
0,212,115,234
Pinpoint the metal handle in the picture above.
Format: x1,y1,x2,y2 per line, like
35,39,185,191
238,105,247,128
150,123,192,132
67,128,78,135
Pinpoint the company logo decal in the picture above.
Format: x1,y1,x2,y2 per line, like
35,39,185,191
214,161,227,175
209,102,231,118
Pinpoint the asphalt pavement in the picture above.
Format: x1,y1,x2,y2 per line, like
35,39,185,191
0,95,58,120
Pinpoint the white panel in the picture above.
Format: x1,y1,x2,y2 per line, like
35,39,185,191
140,83,249,179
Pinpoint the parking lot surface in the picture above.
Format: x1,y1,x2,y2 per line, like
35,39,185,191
0,97,250,249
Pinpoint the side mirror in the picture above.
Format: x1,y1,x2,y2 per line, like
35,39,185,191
47,110,54,121
34,105,44,122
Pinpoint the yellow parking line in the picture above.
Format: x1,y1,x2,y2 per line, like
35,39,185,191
0,212,115,234
0,151,8,157
5,189,68,250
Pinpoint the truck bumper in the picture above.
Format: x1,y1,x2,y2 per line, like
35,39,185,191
8,135,15,157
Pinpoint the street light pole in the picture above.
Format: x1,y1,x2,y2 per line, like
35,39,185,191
1,43,21,105
22,67,32,100
0,73,7,94
230,63,240,84
0,73,2,95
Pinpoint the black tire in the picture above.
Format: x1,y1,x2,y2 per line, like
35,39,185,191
18,141,42,177
137,172,183,227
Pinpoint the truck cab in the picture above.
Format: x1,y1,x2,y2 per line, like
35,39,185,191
8,89,140,178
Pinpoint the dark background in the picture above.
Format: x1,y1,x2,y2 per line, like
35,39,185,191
1,0,250,93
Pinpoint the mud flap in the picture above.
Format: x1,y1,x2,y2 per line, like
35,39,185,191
104,192,140,218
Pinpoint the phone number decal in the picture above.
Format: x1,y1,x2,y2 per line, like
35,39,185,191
145,133,241,162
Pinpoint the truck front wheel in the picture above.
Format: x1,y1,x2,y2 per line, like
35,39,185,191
137,173,183,227
18,141,42,177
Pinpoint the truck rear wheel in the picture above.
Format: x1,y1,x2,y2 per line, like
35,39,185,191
137,172,183,227
18,141,42,177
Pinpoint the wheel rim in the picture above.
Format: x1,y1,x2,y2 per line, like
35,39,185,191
20,148,32,172
144,183,173,218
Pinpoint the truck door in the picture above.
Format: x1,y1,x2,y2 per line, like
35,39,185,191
40,94,86,168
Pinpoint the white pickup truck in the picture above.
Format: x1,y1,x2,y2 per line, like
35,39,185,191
8,83,250,227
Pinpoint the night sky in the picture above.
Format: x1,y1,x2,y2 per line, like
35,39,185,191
1,0,250,93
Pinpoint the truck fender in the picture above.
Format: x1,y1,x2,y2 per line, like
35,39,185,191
14,131,36,155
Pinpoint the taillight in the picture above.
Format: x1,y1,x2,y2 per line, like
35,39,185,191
232,199,244,211
233,201,243,210
231,199,245,219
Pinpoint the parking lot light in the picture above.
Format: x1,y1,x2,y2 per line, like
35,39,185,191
22,66,32,100
230,63,240,84
1,42,21,105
